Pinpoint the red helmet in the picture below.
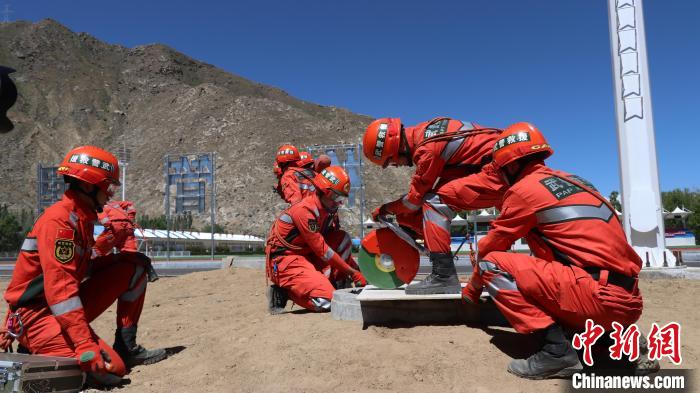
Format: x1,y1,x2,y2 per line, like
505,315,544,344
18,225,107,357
57,146,121,196
314,166,351,203
492,122,553,168
297,151,314,168
273,162,282,177
362,118,402,167
276,144,300,165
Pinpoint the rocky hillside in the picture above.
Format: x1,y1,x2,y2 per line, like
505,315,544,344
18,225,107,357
0,19,409,236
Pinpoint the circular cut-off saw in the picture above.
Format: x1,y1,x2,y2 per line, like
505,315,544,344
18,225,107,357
358,218,423,289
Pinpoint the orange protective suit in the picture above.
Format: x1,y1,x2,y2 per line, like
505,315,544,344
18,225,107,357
278,166,317,205
266,194,358,310
388,118,506,253
465,163,643,333
94,201,138,256
3,190,150,377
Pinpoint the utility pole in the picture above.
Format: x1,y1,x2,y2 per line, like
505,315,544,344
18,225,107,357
2,4,12,23
117,142,131,201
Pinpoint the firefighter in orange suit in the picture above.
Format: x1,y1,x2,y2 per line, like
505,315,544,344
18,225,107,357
362,117,506,295
266,166,366,313
1,146,166,386
462,122,644,379
276,144,317,205
94,201,139,256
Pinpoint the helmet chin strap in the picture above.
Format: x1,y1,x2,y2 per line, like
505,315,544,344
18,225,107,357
74,185,104,213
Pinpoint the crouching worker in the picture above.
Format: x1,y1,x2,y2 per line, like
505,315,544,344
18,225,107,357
93,200,163,360
1,146,166,387
462,123,644,379
363,117,505,295
266,166,367,314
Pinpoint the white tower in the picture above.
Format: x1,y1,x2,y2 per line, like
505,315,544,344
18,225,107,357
607,0,676,267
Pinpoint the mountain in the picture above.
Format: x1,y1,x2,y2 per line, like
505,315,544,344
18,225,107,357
0,19,409,236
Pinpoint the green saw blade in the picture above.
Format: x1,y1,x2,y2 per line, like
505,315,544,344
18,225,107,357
358,244,405,289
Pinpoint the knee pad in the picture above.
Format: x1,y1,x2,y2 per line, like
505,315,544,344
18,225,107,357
310,297,331,312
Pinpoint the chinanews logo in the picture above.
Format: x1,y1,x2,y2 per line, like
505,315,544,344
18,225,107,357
493,131,531,152
373,123,388,159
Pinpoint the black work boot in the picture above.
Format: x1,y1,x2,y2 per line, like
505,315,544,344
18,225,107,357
267,285,288,315
405,252,461,295
508,324,582,379
113,326,167,367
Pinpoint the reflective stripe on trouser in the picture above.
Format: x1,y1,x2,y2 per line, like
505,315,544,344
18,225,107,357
422,193,456,254
272,254,335,312
116,261,148,328
478,251,643,334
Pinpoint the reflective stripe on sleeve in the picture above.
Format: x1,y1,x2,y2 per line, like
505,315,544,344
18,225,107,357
401,195,421,211
536,204,614,225
322,249,335,262
49,296,83,316
21,238,38,252
279,214,293,224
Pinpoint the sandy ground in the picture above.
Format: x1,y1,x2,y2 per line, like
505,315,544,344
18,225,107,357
2,268,699,393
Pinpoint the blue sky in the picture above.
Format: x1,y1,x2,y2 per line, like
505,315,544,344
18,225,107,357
11,0,700,196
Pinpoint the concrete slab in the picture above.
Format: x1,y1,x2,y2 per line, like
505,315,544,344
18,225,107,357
340,283,510,328
331,288,363,321
356,283,464,301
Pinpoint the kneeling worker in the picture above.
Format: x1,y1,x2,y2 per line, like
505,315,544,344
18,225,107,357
266,166,366,313
2,146,166,386
463,123,643,379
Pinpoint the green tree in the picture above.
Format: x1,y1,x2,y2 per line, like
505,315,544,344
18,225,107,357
0,205,23,252
661,189,700,240
609,191,622,213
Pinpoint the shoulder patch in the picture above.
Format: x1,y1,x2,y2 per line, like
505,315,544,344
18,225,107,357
308,219,318,233
539,176,584,201
423,119,450,139
54,239,75,263
568,175,598,191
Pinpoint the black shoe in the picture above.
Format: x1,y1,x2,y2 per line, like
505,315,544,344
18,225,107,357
507,344,582,380
114,326,168,367
122,345,168,366
267,285,288,315
405,252,461,295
